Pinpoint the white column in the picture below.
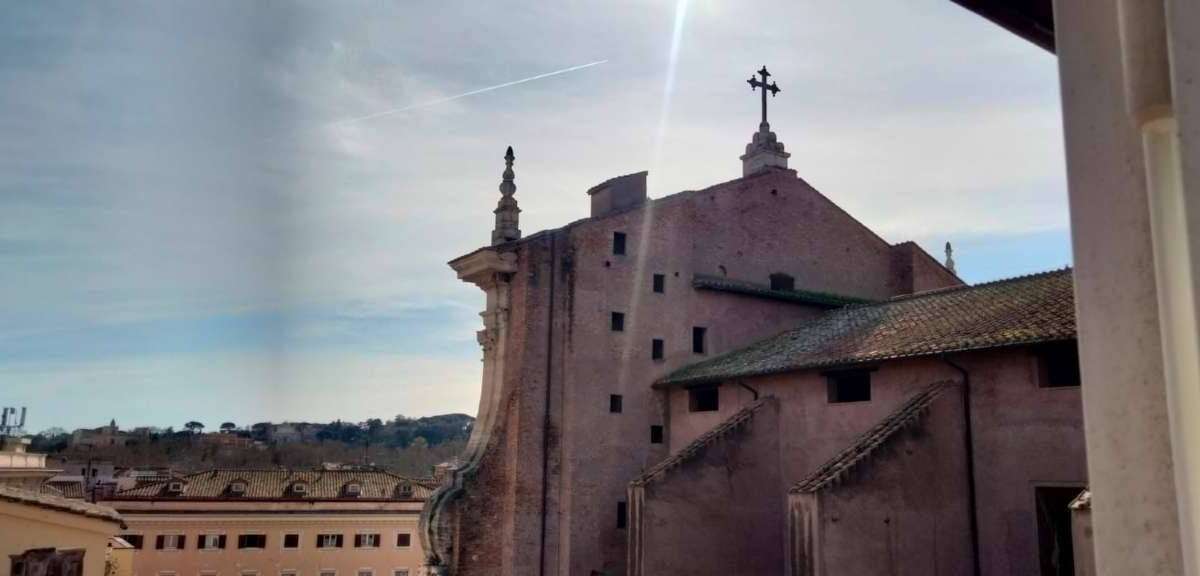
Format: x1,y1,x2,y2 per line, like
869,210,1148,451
1054,0,1185,573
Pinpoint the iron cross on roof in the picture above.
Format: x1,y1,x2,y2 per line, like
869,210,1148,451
747,66,781,126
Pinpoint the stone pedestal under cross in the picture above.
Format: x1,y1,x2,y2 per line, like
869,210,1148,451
740,66,791,176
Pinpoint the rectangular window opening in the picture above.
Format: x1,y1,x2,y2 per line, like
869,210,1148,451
613,232,627,255
1037,341,1081,388
650,425,664,444
396,533,412,548
609,394,623,414
316,534,344,549
652,274,665,293
692,326,707,354
119,535,144,549
283,534,300,549
238,534,267,550
354,534,381,548
611,312,625,332
651,339,664,361
688,386,719,412
617,501,628,529
1035,486,1084,576
827,370,872,403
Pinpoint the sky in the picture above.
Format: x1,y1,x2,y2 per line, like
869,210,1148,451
0,1,1072,432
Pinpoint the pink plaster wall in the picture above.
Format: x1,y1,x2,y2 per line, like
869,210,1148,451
666,347,1086,575
792,390,973,576
630,398,785,576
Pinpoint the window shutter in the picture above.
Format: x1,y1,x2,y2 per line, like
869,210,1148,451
218,535,226,549
336,534,344,547
156,535,165,549
354,534,362,547
178,535,186,549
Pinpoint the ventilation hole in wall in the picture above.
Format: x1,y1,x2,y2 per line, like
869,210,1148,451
604,260,611,268
771,188,778,196
674,271,679,277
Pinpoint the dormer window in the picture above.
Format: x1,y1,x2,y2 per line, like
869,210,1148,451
292,482,308,495
167,481,185,494
229,481,247,495
398,484,413,498
344,483,361,497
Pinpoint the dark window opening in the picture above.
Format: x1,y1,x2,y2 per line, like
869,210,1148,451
1036,486,1084,576
769,273,795,291
283,533,299,549
397,533,412,548
611,312,625,332
827,370,872,403
613,232,627,255
651,339,664,360
692,326,707,354
617,501,628,529
688,386,719,412
609,394,623,413
316,534,344,548
119,535,144,549
237,534,267,549
1037,341,1082,388
652,274,665,293
650,425,664,444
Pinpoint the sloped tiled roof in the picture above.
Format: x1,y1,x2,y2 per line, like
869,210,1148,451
0,484,125,527
631,397,773,488
662,269,1074,386
45,480,85,499
791,381,951,494
110,469,436,501
692,275,872,308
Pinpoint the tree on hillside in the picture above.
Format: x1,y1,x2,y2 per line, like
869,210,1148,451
220,422,236,433
250,422,271,441
184,421,205,434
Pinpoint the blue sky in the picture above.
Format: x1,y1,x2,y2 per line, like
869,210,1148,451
0,1,1070,432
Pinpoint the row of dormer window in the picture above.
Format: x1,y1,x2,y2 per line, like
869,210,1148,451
162,481,413,498
118,532,413,551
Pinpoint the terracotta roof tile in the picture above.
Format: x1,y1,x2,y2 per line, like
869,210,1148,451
692,274,872,308
631,397,773,488
791,381,951,494
662,269,1074,386
0,484,125,527
110,469,435,501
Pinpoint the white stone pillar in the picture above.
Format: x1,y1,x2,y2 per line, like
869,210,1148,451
1054,0,1185,572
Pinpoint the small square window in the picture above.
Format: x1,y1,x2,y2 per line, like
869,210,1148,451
1037,341,1081,388
650,425,663,444
613,232,627,255
316,534,343,549
652,274,665,293
827,370,872,403
651,339,664,360
692,327,707,354
617,501,628,529
396,533,411,548
688,386,719,412
354,534,380,548
198,534,225,550
769,273,795,291
283,533,300,549
609,394,623,413
611,312,625,332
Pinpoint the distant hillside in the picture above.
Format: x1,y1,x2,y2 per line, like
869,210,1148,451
31,413,474,478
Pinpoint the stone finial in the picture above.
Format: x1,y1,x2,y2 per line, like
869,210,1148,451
944,241,956,274
491,146,521,245
740,67,790,176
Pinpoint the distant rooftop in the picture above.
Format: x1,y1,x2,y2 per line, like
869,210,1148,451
110,469,436,501
661,268,1074,386
0,483,125,527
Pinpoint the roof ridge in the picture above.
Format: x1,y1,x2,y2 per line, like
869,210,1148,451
880,267,1073,305
791,381,952,494
630,397,773,488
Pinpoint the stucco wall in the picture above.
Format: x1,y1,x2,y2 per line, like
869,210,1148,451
630,398,784,576
668,347,1087,574
0,500,119,576
791,389,972,576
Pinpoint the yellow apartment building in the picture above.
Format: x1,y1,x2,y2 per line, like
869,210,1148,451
102,470,432,576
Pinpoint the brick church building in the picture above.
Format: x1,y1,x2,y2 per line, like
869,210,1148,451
420,69,1087,575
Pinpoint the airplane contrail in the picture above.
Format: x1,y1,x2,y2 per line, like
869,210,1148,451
327,59,609,128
